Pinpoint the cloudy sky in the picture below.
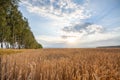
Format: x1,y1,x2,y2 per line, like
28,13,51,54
19,0,120,48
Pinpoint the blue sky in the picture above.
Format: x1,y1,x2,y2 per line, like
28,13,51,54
19,0,120,48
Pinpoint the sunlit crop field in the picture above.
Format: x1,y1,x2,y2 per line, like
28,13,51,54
0,48,120,80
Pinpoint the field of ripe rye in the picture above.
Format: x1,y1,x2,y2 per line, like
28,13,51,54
0,48,120,80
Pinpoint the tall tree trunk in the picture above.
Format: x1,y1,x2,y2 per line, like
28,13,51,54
1,42,3,48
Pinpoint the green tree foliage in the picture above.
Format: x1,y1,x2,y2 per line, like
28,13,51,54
0,0,42,49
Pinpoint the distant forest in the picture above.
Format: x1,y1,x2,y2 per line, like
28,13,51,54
0,0,42,49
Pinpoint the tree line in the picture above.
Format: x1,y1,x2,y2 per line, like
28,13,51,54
0,0,42,49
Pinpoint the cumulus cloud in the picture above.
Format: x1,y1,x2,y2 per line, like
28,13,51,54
62,22,92,32
60,22,112,43
36,30,120,48
61,35,77,39
62,22,104,37
21,0,91,22
20,0,120,47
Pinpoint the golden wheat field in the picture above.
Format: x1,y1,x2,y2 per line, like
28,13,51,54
0,48,120,80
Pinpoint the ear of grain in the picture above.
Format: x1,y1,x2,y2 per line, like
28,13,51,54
0,48,120,80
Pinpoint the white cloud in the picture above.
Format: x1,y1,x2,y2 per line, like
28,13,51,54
21,0,91,26
86,24,104,33
35,22,120,46
79,32,120,44
61,23,104,36
60,23,120,44
20,0,120,47
36,30,120,47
